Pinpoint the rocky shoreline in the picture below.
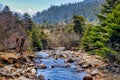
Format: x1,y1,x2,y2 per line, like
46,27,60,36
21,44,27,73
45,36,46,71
41,49,120,80
0,49,120,80
0,52,38,80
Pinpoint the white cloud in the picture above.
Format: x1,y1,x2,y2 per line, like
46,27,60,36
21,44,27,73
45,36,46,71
15,9,37,15
16,9,24,14
28,9,32,12
27,9,36,15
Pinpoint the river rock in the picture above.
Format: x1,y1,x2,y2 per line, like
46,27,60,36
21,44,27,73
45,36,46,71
0,77,6,80
37,63,47,69
65,58,75,63
53,56,58,60
17,76,30,80
14,63,21,68
31,68,37,74
26,67,32,73
50,65,55,68
57,54,64,58
8,58,16,64
82,63,92,69
76,61,86,66
65,63,70,68
3,65,12,73
15,69,22,73
63,54,68,58
28,63,34,67
91,69,99,76
13,73,20,77
27,73,36,79
21,69,27,75
38,74,44,80
76,69,84,73
83,74,93,80
25,57,32,63
0,63,4,67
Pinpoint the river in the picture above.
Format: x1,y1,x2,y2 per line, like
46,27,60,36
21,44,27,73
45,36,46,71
35,51,86,80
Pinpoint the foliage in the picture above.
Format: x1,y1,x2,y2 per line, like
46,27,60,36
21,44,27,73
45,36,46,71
30,26,43,51
64,23,74,33
104,4,120,51
82,1,120,57
82,25,108,50
23,13,33,31
97,0,120,22
72,15,86,35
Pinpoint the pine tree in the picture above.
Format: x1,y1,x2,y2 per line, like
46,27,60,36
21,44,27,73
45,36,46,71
23,13,33,31
104,4,120,51
72,15,86,35
30,26,43,51
82,0,120,56
97,0,120,22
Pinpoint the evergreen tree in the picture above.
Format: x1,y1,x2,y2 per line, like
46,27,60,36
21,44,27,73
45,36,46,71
23,13,33,31
30,26,43,51
97,0,120,22
1,6,10,13
72,15,86,35
82,1,120,56
104,4,120,51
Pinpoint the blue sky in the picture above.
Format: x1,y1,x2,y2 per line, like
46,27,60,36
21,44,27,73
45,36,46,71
0,0,84,15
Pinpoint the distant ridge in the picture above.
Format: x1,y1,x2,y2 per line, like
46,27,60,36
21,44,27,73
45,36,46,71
32,0,105,24
0,3,3,11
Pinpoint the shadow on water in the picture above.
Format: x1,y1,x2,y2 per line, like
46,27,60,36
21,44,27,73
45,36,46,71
35,51,86,80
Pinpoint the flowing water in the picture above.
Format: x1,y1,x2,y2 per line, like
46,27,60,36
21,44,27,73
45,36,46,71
35,51,86,80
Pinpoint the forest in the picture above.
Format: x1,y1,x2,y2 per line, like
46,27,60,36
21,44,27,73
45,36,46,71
0,0,120,80
33,0,105,24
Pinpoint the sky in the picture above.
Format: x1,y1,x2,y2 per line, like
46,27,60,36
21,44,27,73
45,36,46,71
0,0,84,15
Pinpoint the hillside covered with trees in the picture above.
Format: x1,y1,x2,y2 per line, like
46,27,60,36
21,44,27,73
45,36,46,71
32,0,105,24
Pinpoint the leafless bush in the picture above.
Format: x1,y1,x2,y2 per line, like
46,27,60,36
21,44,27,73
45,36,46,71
46,30,80,49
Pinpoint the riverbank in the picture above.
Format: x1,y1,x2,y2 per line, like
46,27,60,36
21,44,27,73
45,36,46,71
0,49,120,80
0,52,38,80
41,49,120,80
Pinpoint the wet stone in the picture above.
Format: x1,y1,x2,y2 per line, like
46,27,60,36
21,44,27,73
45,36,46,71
37,74,44,80
64,58,75,63
83,74,93,80
37,63,47,69
76,69,84,73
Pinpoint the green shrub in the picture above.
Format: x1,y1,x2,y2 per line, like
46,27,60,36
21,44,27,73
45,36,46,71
30,26,43,50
